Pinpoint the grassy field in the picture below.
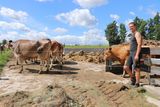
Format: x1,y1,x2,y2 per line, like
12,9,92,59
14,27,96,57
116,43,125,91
0,50,12,73
65,45,108,48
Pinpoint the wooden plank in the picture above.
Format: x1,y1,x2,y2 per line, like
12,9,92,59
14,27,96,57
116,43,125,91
140,64,150,73
151,66,160,75
150,47,160,55
141,47,150,54
141,47,160,55
105,59,113,72
151,58,160,66
154,79,160,86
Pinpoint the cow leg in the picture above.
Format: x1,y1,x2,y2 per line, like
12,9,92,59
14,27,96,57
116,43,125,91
49,58,54,70
39,61,43,74
19,59,24,73
16,59,19,65
58,59,63,70
59,54,63,70
25,60,28,64
46,60,50,73
49,55,56,70
15,56,19,65
19,65,23,73
56,54,63,70
122,58,128,78
122,70,126,78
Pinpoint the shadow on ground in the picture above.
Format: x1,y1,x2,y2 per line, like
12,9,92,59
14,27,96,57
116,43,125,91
26,64,79,75
63,61,78,65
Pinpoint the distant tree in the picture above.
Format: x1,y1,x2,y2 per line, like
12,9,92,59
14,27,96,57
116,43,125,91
133,17,147,39
134,16,141,29
105,21,120,46
154,24,160,40
119,23,126,43
138,20,147,39
153,12,160,25
146,18,155,40
153,12,160,40
2,39,7,45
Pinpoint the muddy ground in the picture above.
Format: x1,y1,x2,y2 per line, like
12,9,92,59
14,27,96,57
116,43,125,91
0,52,160,107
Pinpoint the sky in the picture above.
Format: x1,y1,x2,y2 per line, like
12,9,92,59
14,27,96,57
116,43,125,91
0,0,160,45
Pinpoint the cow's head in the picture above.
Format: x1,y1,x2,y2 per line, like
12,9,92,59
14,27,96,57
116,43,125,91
37,39,51,54
104,47,113,60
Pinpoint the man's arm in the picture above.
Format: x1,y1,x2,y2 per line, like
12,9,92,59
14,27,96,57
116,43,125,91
135,32,142,59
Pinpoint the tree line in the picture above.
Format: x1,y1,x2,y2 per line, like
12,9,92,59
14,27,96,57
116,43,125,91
0,39,7,46
105,12,160,46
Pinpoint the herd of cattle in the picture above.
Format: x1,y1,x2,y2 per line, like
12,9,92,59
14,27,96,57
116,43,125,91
1,39,132,76
1,39,64,74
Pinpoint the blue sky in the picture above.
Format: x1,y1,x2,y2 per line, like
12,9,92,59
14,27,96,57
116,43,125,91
0,0,160,45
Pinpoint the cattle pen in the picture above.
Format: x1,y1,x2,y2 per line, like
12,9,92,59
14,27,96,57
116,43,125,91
105,46,160,86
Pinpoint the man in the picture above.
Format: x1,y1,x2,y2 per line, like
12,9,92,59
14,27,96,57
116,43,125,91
124,22,143,87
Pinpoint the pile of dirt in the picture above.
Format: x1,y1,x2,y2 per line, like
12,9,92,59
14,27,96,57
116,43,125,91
0,84,81,107
143,40,160,47
95,81,156,107
64,50,105,64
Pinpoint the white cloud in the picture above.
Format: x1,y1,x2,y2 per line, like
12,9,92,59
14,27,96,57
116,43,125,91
83,28,107,45
74,0,107,9
52,35,84,45
53,27,68,34
44,27,49,32
52,28,107,45
138,5,158,17
0,7,28,22
24,30,49,40
146,8,157,17
35,0,53,2
0,30,49,41
129,11,135,16
124,19,133,26
110,14,120,20
0,21,30,32
55,8,97,28
0,28,107,45
0,31,19,41
36,0,53,2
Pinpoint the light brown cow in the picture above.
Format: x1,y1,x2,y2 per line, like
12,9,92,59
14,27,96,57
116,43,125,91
12,40,37,65
13,39,51,74
50,40,64,69
104,43,130,77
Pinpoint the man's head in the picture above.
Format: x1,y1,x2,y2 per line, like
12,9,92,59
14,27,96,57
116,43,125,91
128,22,137,33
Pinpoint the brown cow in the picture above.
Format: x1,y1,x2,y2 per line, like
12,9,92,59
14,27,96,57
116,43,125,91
104,43,130,77
13,39,51,74
50,40,64,69
13,39,36,65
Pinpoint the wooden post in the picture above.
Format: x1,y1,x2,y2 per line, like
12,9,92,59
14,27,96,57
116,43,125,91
105,58,112,72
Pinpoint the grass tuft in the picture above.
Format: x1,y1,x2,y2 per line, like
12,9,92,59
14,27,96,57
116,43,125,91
0,50,12,73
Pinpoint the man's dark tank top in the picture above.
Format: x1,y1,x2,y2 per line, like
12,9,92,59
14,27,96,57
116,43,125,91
130,33,137,53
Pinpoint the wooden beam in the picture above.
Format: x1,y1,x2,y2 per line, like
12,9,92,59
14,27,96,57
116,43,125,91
151,58,160,66
150,47,160,55
151,66,160,75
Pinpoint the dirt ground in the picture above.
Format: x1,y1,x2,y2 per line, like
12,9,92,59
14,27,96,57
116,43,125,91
0,55,159,107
